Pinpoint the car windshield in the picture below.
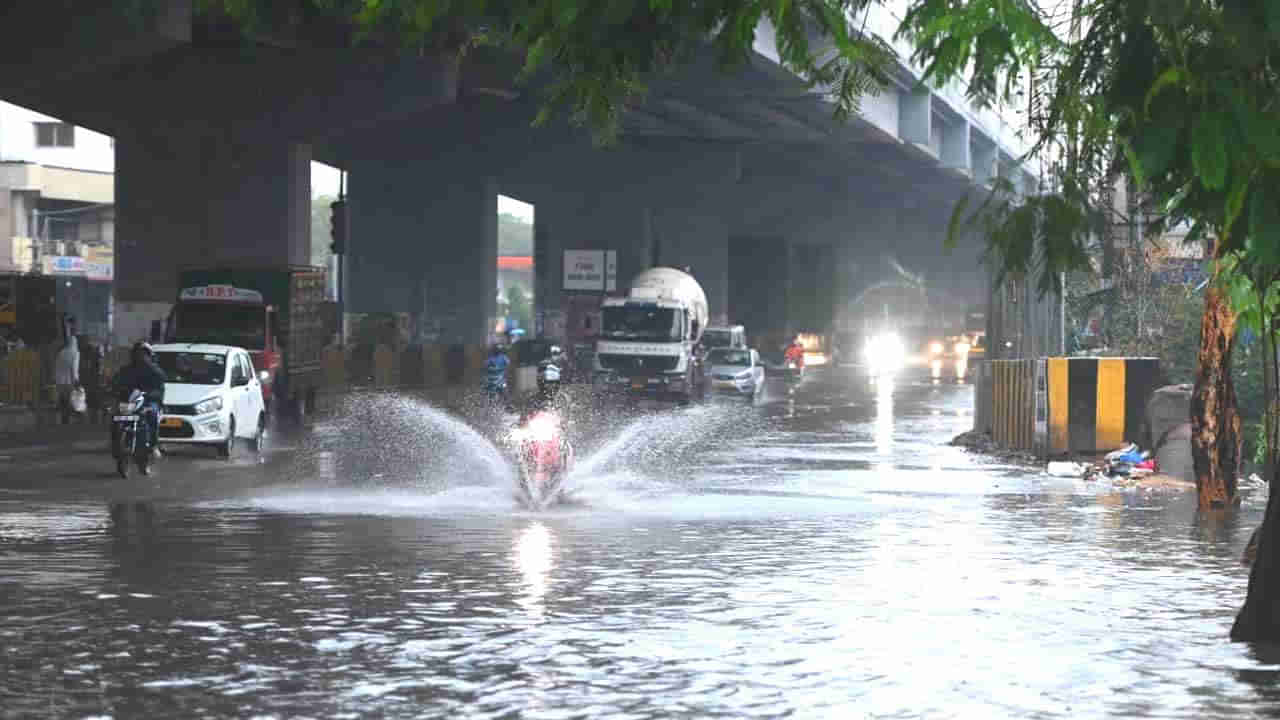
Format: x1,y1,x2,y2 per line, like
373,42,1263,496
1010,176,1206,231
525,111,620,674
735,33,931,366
156,351,227,385
704,330,731,347
174,303,265,350
708,349,750,366
601,306,682,342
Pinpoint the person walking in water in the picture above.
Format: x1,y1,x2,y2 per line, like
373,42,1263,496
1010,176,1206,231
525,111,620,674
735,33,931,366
55,316,81,424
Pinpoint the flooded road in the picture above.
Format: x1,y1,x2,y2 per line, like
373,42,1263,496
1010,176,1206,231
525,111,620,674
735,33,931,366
1,368,1272,718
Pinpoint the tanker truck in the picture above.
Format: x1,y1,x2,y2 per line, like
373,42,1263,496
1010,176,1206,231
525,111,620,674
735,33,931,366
592,267,709,402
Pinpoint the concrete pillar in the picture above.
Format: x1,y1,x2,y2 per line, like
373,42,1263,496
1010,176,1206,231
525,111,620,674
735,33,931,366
898,88,932,150
941,119,971,175
115,132,311,304
348,164,497,347
972,138,997,187
652,208,729,325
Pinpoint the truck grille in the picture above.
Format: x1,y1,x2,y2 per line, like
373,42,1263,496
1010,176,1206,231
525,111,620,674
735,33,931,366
164,404,197,416
597,354,678,373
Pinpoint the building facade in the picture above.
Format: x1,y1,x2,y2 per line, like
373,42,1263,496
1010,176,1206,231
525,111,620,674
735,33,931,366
0,101,115,345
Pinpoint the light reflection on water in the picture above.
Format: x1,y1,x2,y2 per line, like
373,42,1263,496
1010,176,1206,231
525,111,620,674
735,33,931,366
0,375,1275,719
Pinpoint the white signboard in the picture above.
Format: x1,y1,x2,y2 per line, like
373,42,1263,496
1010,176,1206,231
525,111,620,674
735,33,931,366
179,285,265,304
86,261,113,281
43,256,85,275
564,250,606,291
605,250,618,292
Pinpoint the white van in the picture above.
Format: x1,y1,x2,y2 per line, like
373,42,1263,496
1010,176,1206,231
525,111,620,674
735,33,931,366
703,325,746,350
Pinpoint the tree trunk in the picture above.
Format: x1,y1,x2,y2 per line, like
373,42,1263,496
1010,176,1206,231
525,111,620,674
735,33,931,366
1232,444,1280,641
1191,285,1241,509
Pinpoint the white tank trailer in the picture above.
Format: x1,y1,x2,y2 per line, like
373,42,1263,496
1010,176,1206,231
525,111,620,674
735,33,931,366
592,267,709,402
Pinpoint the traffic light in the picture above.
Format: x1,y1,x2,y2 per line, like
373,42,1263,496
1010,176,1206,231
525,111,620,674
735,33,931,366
329,199,348,255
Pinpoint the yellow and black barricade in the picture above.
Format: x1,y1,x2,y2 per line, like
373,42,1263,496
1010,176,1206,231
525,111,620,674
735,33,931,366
1045,357,1160,455
990,359,1036,451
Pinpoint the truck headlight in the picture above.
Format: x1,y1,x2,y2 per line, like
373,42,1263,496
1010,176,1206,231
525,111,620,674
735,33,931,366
194,397,224,415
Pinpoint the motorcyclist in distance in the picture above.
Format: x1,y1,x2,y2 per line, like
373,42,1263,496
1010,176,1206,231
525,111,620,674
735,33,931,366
784,336,806,371
111,342,167,461
485,343,510,401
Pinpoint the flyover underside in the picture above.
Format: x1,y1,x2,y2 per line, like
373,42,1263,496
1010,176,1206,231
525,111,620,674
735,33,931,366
338,92,986,346
0,1,998,348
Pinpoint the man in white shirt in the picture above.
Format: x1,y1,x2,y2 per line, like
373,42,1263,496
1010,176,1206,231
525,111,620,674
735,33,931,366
55,316,81,424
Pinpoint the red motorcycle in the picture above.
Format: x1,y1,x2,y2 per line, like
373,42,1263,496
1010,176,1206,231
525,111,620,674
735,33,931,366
507,410,574,510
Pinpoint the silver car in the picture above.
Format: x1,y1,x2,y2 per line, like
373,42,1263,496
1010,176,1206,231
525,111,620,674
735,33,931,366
705,347,765,397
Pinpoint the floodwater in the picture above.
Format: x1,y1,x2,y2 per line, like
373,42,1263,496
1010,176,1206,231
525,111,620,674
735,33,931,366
0,367,1274,719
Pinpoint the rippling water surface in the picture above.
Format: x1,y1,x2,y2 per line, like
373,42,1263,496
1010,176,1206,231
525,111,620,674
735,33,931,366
0,371,1272,719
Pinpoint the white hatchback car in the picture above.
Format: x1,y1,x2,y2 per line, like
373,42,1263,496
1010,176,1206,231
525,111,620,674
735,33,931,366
152,343,267,457
705,347,766,397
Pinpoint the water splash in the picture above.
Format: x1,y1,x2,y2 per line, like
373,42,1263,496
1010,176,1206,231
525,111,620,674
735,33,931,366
566,403,762,494
301,393,516,491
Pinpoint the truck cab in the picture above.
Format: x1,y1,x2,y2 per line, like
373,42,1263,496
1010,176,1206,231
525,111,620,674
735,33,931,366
168,285,278,408
592,267,709,402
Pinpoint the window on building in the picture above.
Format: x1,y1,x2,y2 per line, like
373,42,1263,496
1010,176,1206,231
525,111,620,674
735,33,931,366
34,122,75,148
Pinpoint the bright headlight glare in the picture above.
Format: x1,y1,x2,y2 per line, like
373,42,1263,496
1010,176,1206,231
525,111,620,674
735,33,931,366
929,342,944,355
194,396,223,415
955,342,971,354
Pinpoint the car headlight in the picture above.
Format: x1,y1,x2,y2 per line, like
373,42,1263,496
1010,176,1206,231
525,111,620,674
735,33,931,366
955,342,971,354
194,396,224,415
736,370,752,379
929,342,943,355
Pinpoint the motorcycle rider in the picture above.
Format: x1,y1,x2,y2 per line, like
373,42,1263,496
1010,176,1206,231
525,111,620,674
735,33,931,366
485,343,510,401
784,336,806,373
111,342,167,464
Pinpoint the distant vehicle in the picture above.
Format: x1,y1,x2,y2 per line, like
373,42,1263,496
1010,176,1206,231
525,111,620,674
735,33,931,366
167,266,330,418
703,325,746,350
152,343,268,458
706,347,765,397
593,267,709,402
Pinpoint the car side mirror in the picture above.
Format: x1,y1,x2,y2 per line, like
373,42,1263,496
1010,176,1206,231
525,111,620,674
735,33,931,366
232,372,248,387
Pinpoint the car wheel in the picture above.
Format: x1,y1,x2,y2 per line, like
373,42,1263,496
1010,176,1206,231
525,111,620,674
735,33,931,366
250,413,267,454
218,416,236,459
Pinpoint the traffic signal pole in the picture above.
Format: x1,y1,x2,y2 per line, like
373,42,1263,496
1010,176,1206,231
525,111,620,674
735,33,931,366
331,176,348,345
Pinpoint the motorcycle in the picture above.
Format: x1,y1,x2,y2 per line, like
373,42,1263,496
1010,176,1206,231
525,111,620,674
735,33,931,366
111,389,156,478
506,410,574,510
785,359,805,382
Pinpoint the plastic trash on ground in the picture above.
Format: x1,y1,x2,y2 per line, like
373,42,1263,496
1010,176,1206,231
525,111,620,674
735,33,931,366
1047,461,1089,478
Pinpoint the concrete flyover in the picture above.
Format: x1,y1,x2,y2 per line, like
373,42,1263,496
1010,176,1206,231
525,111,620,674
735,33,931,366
0,0,1035,351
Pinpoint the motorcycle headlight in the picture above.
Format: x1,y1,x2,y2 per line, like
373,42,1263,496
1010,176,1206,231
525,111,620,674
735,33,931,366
194,396,224,415
258,370,271,384
929,342,944,355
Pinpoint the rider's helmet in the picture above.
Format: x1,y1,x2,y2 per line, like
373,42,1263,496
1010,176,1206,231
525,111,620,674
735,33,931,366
131,341,154,363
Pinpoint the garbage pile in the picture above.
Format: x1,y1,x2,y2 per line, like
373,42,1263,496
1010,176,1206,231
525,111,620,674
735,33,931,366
1046,442,1159,482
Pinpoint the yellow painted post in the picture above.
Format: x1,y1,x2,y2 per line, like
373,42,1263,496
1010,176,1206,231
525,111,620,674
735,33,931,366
1048,358,1069,454
1095,358,1126,451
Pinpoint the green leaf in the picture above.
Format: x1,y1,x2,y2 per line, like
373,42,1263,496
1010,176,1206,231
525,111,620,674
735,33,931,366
1268,1,1280,42
1121,139,1146,188
1143,66,1184,116
1247,186,1280,270
1192,111,1229,191
1134,122,1179,185
1224,173,1251,240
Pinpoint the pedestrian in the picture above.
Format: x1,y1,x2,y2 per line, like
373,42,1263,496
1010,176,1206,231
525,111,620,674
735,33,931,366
55,317,81,424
